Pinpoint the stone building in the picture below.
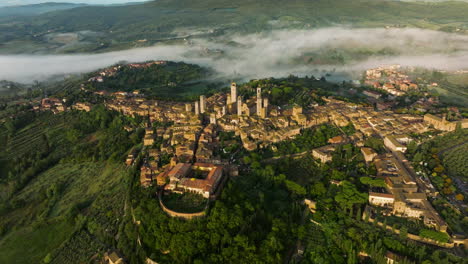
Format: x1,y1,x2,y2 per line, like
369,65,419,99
185,103,192,112
370,152,448,232
369,192,394,207
312,145,336,163
361,147,378,163
424,114,468,131
200,95,206,114
231,82,237,104
73,102,92,112
165,163,227,199
237,96,243,116
104,251,125,264
384,135,408,153
256,87,263,116
144,134,155,146
195,101,200,115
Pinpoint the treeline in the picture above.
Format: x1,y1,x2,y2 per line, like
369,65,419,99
86,62,212,99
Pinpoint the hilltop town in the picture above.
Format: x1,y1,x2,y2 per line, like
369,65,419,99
36,62,467,215
2,0,468,262
2,60,467,264
38,62,465,235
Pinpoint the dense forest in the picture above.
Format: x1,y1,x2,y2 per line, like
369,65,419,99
86,61,216,100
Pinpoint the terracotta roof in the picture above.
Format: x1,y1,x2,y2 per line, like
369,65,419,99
167,163,191,179
178,164,223,193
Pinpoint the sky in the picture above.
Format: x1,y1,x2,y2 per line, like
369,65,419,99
0,0,149,7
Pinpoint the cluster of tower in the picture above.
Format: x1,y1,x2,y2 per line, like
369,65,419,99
229,82,268,118
186,82,268,119
188,95,207,115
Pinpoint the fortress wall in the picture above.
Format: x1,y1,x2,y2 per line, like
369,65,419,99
158,191,207,220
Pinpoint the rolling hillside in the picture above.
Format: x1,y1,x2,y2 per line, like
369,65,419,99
1,0,468,53
0,2,86,19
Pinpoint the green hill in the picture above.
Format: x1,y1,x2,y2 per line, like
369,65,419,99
84,61,215,100
0,2,86,20
0,106,137,264
1,0,468,53
0,162,128,264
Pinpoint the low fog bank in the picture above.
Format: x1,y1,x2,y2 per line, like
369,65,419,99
0,46,192,83
1,27,468,83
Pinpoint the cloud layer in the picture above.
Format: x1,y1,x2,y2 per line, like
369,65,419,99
1,27,468,83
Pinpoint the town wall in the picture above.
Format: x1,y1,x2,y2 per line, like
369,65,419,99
158,191,207,220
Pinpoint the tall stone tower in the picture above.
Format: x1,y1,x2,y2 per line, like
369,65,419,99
200,95,206,114
194,101,200,115
263,98,269,109
222,106,226,116
231,83,237,104
237,96,242,116
256,87,262,116
185,103,192,112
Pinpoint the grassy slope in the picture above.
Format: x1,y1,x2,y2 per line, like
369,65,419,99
0,221,74,264
1,0,468,53
447,73,468,86
432,85,468,107
0,161,128,264
434,73,468,107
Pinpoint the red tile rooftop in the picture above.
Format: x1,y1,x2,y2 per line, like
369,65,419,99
167,163,191,179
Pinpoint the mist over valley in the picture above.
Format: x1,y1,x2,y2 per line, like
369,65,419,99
2,27,468,83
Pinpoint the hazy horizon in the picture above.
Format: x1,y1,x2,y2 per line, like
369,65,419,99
0,0,149,7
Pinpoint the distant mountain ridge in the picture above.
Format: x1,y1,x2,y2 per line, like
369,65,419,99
1,2,81,7
0,1,149,7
